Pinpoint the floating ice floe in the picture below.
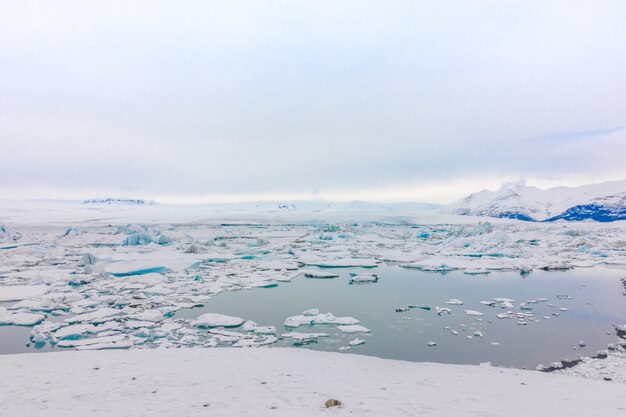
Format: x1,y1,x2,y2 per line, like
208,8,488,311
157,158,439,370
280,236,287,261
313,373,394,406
337,325,370,333
193,313,245,328
284,312,359,328
349,338,366,346
445,299,464,305
435,306,452,316
233,335,278,347
302,270,340,279
241,320,277,334
282,332,330,341
349,273,378,284
463,310,484,316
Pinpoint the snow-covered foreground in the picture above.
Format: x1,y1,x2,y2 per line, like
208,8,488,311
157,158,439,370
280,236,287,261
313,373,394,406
1,348,624,417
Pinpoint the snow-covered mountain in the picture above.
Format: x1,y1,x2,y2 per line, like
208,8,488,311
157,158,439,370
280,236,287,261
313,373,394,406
445,180,626,222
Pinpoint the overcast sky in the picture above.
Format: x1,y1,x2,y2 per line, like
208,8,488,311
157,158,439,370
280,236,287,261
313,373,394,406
1,1,625,204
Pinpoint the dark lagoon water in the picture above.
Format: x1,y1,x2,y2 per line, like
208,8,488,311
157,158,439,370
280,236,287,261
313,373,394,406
175,266,625,368
2,266,624,369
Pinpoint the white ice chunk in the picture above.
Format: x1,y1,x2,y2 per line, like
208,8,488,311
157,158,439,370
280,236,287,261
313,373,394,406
463,310,485,316
301,270,340,279
284,315,314,327
303,309,320,316
435,307,452,316
349,273,378,284
349,338,366,346
337,325,370,333
284,312,359,327
193,313,245,328
254,326,277,335
281,332,330,341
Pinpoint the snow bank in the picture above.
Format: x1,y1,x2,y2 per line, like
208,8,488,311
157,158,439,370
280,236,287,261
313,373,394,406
0,348,624,417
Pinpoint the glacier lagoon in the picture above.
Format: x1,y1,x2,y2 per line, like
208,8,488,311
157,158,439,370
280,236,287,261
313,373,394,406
3,265,623,369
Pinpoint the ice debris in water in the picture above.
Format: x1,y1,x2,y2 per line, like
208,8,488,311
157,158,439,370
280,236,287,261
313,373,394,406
463,310,485,316
302,270,340,279
349,338,366,346
282,332,330,342
435,307,452,316
349,273,378,284
3,215,625,354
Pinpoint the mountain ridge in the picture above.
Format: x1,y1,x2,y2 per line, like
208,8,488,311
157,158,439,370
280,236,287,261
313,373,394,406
444,180,626,222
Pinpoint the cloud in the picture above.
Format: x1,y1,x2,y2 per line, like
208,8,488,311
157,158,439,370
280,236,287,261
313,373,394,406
0,1,625,203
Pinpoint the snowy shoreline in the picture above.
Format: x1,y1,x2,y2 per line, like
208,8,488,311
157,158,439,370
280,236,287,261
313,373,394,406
1,347,625,417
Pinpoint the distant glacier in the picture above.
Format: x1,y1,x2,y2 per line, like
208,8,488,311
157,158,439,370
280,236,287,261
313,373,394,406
83,198,157,205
